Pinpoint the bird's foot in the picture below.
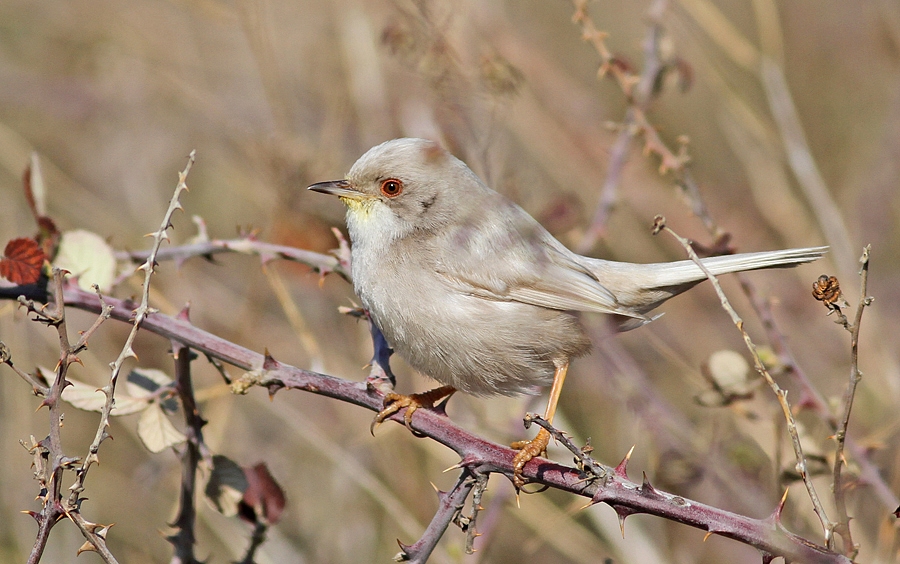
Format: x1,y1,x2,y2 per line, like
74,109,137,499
511,428,551,489
370,385,455,435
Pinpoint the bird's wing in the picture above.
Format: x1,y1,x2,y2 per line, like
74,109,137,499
430,204,648,320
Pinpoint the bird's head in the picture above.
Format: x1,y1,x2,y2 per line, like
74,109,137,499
308,138,488,242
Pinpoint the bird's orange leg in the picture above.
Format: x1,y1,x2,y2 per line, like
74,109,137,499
511,361,569,488
370,385,456,435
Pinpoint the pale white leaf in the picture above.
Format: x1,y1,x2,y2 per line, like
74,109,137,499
137,403,186,453
61,379,106,412
109,395,150,416
54,230,117,292
60,374,147,415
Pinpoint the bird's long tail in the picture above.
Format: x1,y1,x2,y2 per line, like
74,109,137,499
586,246,828,327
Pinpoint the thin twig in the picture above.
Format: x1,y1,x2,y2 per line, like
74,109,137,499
0,341,50,396
115,238,348,282
463,472,489,554
67,151,196,514
526,413,608,482
830,246,872,557
653,215,835,544
67,512,117,562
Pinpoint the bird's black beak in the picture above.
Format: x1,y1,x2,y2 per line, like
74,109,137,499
307,179,367,200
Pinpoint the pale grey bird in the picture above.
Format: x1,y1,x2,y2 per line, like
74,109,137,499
309,138,826,487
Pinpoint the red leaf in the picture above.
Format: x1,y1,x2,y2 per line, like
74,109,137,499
240,463,286,525
0,238,46,284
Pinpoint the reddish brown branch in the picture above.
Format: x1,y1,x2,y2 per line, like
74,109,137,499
168,342,206,564
397,469,477,563
20,269,119,564
58,284,849,564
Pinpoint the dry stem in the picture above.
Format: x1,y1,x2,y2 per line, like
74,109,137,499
830,245,872,557
654,215,836,544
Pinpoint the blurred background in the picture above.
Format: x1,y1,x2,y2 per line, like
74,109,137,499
1,0,898,562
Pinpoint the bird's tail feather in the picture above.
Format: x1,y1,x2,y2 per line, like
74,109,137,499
650,246,829,288
586,246,828,322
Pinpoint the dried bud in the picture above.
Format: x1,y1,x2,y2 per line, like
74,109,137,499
812,275,843,310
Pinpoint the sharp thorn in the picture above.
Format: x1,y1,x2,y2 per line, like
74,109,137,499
641,471,657,494
614,445,635,477
770,487,790,524
442,462,464,473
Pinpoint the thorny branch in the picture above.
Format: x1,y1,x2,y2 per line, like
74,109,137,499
395,469,478,563
67,150,196,524
54,283,850,564
15,151,196,563
18,268,117,564
168,339,207,564
653,215,836,545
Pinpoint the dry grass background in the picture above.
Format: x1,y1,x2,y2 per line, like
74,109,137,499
1,0,899,562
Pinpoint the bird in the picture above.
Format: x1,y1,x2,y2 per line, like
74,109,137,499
308,138,827,488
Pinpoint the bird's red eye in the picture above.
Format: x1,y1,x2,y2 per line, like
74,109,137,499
380,178,403,197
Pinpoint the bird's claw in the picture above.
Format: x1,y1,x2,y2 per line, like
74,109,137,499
511,428,551,489
369,386,456,435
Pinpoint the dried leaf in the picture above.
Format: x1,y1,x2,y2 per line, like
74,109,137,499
61,375,148,416
137,403,186,453
53,230,116,291
240,463,286,525
0,238,46,284
205,455,248,517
